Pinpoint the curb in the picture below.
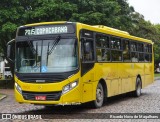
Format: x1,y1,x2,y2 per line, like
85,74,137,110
154,77,160,81
0,95,7,101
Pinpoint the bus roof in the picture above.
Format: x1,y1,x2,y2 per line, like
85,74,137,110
22,21,153,44
77,22,153,44
23,21,67,26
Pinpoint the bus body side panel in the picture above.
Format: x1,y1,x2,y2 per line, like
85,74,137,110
118,63,133,94
129,63,143,90
144,63,154,87
94,63,119,97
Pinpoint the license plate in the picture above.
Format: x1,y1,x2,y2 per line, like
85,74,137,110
35,96,46,100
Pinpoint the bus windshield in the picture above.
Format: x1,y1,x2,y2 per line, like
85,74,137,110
15,38,78,73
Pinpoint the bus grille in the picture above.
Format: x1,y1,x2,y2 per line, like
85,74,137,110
22,91,62,101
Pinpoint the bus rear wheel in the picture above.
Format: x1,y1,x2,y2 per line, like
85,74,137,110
92,82,104,108
133,77,142,97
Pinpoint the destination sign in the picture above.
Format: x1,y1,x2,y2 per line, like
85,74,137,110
18,24,75,36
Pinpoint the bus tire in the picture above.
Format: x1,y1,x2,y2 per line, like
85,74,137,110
133,77,142,97
92,82,104,108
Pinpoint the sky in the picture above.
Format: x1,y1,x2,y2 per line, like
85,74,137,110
128,0,160,24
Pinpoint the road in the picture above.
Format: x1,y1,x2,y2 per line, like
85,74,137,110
0,79,160,121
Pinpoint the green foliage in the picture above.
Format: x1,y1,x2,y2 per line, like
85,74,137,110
0,0,160,64
155,73,160,77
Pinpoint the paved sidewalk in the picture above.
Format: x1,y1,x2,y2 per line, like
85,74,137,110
155,77,160,81
0,89,43,113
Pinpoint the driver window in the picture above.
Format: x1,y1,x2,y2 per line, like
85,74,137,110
82,39,94,62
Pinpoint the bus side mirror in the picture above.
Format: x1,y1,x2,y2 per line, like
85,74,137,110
81,38,94,62
7,39,15,63
7,45,11,58
81,38,91,54
84,42,91,54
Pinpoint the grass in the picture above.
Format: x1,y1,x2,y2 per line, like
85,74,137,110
0,94,3,99
0,93,6,100
155,73,160,77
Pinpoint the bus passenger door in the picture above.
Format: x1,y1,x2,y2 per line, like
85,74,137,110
81,36,95,102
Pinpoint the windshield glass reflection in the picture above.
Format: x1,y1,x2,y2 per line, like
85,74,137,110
16,39,78,73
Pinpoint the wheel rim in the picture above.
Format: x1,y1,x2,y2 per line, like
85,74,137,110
95,84,104,106
96,88,103,102
137,81,141,96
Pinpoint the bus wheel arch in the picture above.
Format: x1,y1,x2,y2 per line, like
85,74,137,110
92,79,107,108
99,79,108,99
137,74,142,88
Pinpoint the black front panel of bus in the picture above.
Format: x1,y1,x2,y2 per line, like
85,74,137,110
15,67,79,83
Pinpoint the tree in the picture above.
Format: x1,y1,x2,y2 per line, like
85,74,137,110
0,0,125,55
0,0,160,64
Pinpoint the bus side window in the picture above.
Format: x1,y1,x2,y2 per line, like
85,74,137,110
96,34,109,48
110,37,121,50
137,43,144,62
131,42,137,51
144,54,149,62
110,37,122,61
96,49,110,62
123,40,130,62
144,43,152,62
131,52,138,62
149,45,152,53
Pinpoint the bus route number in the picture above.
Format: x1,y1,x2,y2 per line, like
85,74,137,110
25,29,35,35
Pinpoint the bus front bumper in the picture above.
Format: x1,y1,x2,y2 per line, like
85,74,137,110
15,87,81,105
14,77,82,105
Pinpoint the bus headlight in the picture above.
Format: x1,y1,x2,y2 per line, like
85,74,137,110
62,80,78,94
15,82,22,94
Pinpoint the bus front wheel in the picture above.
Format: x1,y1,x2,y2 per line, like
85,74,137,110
92,82,104,108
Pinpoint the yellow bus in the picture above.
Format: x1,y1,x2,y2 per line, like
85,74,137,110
7,21,154,108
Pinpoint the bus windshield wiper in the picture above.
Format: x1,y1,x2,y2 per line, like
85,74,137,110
47,36,61,55
28,40,36,54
